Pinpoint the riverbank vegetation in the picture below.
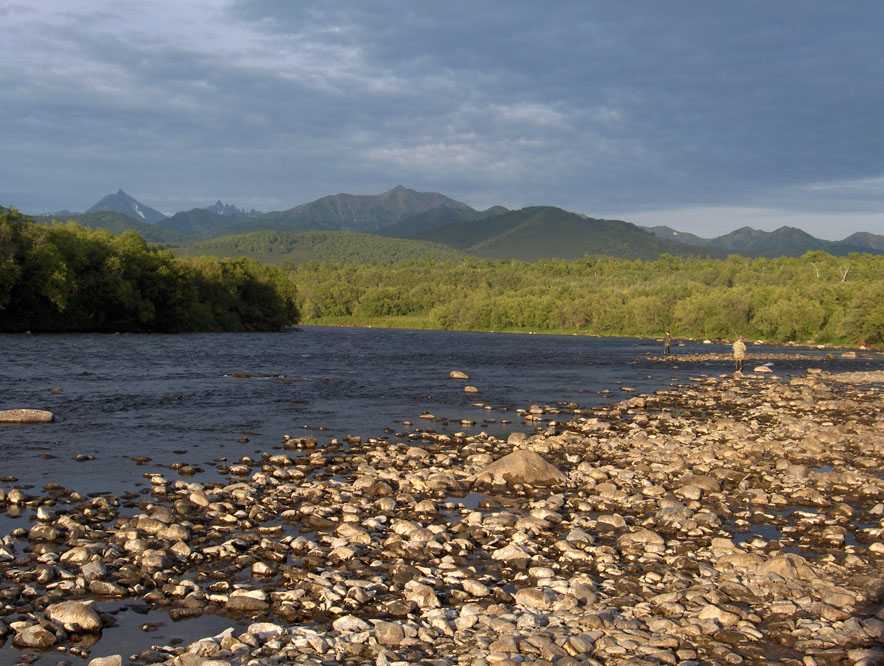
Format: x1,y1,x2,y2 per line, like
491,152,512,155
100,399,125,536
293,254,884,345
0,210,298,332
4,209,881,343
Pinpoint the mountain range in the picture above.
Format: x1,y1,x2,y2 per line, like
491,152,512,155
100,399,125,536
645,225,875,258
28,186,884,262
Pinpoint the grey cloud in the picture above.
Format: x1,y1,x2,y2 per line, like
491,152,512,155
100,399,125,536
1,0,883,234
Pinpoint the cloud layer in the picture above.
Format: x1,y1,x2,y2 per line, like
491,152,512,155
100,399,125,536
2,0,883,236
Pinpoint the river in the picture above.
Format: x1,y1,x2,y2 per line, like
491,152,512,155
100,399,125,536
1,327,882,663
1,327,877,498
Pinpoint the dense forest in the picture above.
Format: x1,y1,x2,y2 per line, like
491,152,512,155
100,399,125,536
0,210,298,332
293,254,884,345
176,230,463,264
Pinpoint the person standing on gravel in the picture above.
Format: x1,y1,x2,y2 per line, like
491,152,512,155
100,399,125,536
732,336,747,372
663,330,672,355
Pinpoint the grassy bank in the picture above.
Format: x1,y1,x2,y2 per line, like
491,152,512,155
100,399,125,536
306,315,658,338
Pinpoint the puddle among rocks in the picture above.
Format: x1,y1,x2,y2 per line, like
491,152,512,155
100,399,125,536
0,603,244,665
443,492,491,510
732,523,781,544
0,509,32,536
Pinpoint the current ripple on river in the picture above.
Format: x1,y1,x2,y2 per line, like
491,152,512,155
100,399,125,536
0,326,874,496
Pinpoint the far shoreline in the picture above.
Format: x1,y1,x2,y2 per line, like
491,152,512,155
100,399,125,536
300,318,883,352
3,321,881,353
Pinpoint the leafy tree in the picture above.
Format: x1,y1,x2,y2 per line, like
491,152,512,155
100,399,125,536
291,252,884,345
0,211,299,332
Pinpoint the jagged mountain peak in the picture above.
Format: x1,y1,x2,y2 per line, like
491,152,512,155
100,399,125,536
204,200,252,216
87,190,167,224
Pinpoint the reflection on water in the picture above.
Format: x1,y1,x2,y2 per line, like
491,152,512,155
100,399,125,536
0,602,242,665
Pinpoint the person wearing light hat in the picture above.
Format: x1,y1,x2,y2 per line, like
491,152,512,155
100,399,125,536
732,336,747,372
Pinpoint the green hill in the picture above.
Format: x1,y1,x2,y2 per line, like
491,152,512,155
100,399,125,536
415,206,716,260
34,211,177,243
379,204,508,238
157,208,248,240
176,230,464,265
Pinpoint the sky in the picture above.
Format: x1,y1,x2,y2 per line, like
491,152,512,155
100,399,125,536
2,1,884,238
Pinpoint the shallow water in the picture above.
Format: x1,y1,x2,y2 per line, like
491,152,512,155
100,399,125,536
2,327,874,496
0,604,243,665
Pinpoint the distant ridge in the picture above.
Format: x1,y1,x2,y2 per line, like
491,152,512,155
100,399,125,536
258,185,474,233
152,186,478,240
379,204,509,239
644,224,883,257
17,185,884,260
644,225,708,247
411,206,718,260
204,200,256,216
841,231,884,252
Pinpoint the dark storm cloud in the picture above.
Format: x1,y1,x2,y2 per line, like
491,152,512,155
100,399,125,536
2,0,883,235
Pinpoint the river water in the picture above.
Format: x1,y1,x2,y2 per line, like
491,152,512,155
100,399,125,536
0,327,881,663
1,327,878,498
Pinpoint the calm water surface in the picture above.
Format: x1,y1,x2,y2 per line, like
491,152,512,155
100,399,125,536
2,326,876,496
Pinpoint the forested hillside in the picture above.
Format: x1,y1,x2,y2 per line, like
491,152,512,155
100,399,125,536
35,210,175,243
176,230,464,265
412,207,717,259
294,253,884,345
0,210,298,332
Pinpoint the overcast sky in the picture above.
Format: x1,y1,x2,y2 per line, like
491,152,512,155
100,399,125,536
3,1,884,238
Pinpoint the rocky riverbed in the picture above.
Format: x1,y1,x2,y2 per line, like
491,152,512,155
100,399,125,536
1,369,882,665
648,352,881,364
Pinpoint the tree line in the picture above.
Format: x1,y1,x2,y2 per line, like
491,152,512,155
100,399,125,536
291,253,884,345
4,208,881,343
0,209,299,332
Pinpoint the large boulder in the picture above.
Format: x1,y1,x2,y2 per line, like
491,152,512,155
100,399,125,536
617,528,665,553
226,589,268,612
472,449,566,486
0,409,54,424
758,553,816,581
332,615,371,633
45,600,102,632
373,620,405,646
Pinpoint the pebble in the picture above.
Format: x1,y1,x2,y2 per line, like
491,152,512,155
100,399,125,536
0,368,881,665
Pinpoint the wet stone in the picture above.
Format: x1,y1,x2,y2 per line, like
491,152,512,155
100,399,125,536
1,368,882,665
